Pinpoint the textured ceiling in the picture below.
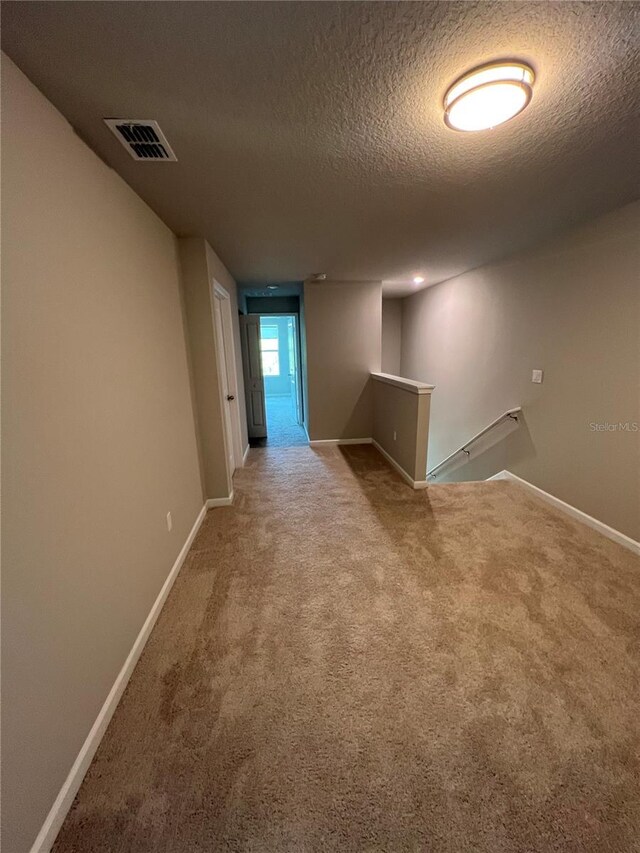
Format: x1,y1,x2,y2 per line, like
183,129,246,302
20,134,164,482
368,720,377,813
2,1,639,295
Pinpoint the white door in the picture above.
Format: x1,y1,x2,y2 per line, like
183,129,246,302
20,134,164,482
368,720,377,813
240,315,267,438
288,315,302,425
218,288,244,468
213,294,236,475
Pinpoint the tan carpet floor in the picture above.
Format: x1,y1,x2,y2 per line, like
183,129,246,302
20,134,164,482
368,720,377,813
53,445,640,852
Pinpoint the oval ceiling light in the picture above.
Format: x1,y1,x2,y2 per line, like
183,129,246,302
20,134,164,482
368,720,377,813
413,276,425,284
444,61,535,132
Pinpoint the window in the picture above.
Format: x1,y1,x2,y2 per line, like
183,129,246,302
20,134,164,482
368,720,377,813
260,324,280,376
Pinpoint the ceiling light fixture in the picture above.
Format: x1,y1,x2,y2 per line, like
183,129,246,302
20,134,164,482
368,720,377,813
266,284,279,290
413,276,425,284
444,61,535,132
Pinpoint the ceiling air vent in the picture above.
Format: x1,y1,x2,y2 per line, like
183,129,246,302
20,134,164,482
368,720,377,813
103,119,177,161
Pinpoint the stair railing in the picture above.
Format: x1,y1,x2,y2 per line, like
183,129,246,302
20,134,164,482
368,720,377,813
427,407,522,480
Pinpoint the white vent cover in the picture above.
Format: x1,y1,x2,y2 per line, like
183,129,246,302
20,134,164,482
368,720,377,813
104,119,177,161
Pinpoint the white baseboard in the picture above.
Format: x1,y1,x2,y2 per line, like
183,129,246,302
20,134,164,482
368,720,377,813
371,440,429,490
29,504,208,853
206,491,234,508
489,470,640,556
242,444,250,465
308,437,372,447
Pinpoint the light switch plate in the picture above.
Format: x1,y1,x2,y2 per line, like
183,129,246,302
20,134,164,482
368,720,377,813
532,369,544,384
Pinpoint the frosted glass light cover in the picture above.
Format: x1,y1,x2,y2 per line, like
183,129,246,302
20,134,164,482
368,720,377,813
444,62,534,131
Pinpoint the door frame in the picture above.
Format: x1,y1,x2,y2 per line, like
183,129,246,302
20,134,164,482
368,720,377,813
287,314,303,425
254,311,305,428
211,281,244,479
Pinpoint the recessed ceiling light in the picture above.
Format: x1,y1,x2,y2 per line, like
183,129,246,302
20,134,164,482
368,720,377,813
413,276,425,284
444,61,535,132
266,284,279,290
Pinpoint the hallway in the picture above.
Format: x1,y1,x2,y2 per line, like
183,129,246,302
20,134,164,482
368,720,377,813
262,395,307,447
53,445,640,852
4,6,640,849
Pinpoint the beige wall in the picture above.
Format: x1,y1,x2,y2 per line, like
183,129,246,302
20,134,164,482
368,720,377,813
1,54,204,852
179,238,248,500
304,281,382,440
381,299,402,375
401,202,640,540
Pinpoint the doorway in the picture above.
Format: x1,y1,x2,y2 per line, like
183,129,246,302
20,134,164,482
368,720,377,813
240,312,307,447
260,315,305,446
